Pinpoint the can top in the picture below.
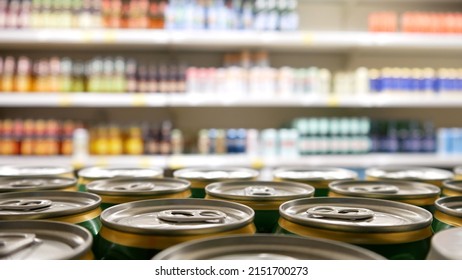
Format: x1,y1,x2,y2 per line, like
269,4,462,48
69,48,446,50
0,177,77,193
435,196,462,218
78,166,163,180
152,234,385,260
273,167,357,181
101,198,254,235
86,177,190,196
0,191,101,220
279,197,432,233
443,180,462,193
454,166,462,175
174,167,259,182
205,180,314,201
0,220,92,260
329,180,440,200
366,166,453,181
0,165,74,177
428,227,462,260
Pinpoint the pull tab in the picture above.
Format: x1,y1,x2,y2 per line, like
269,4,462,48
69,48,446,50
9,179,45,188
0,233,42,257
348,185,399,194
307,206,374,220
0,199,52,211
245,186,276,196
113,183,156,191
157,209,227,223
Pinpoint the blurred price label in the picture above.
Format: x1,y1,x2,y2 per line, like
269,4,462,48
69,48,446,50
138,157,151,168
168,157,184,170
81,31,94,43
95,157,109,167
250,158,264,169
327,96,339,107
58,95,72,107
132,94,147,106
302,33,314,45
103,31,117,43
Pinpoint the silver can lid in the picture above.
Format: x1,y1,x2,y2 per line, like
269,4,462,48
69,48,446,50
0,165,74,177
78,166,163,180
435,196,462,218
206,181,314,201
101,198,254,235
0,177,77,193
0,220,92,260
454,166,462,175
273,167,357,181
0,191,101,220
174,167,259,182
366,166,453,181
443,180,462,193
86,177,190,196
329,180,440,200
279,197,432,233
427,227,462,260
153,234,385,260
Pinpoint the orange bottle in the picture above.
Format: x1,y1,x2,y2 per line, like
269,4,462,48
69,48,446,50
20,119,34,155
108,125,123,155
124,126,143,155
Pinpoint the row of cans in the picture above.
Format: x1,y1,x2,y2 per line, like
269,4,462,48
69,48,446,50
1,164,462,260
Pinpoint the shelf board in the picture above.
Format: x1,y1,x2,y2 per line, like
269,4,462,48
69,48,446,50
1,30,462,52
1,93,462,108
0,154,460,168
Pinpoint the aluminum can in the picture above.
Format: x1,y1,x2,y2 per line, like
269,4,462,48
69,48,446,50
153,234,385,260
173,167,259,198
433,196,462,233
97,198,256,260
205,180,314,233
366,166,453,188
276,197,433,259
273,167,357,197
0,176,78,193
427,227,462,260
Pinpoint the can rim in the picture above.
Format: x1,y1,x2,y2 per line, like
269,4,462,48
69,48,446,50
0,165,74,177
442,180,462,193
101,198,255,235
365,166,454,181
78,166,164,180
272,166,358,181
152,234,386,260
173,167,259,182
0,220,92,260
0,191,101,219
0,176,77,192
86,177,191,196
435,196,462,218
205,180,315,201
279,197,432,233
428,227,462,260
329,180,440,200
454,166,462,175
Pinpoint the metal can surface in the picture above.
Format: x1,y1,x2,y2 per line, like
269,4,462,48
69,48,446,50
433,196,462,233
0,220,93,260
276,197,433,260
365,166,454,188
427,227,462,260
86,177,191,209
173,167,259,198
205,180,314,233
0,165,74,179
454,166,462,180
0,176,78,193
0,191,102,236
272,167,358,197
442,180,462,197
329,180,440,212
97,198,256,260
77,166,163,192
153,234,385,260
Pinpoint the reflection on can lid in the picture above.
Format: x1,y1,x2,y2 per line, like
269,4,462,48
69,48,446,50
329,180,440,200
0,165,74,177
86,178,190,196
174,167,259,181
0,220,92,260
0,177,77,192
101,199,254,235
0,191,101,220
366,166,453,181
78,166,163,180
206,181,314,201
435,196,462,218
152,234,385,260
279,197,432,233
273,167,357,181
427,227,462,260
